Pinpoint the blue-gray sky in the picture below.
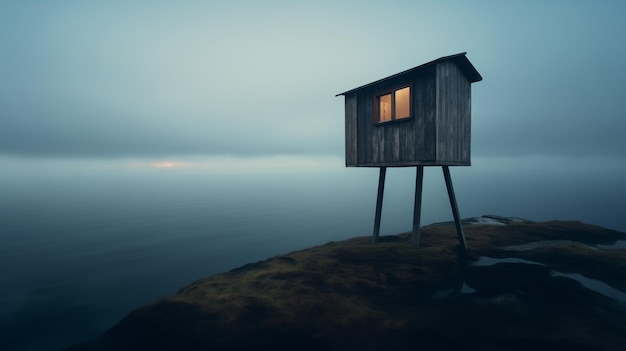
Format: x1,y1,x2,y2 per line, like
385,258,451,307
2,1,625,161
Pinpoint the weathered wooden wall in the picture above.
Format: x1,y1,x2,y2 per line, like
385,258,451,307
344,92,358,166
353,69,433,167
436,61,471,165
344,59,473,167
413,68,437,163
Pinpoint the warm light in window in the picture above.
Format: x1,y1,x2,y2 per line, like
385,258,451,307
379,94,392,122
377,86,411,123
395,87,410,119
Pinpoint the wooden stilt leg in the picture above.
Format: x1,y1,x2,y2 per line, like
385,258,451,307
411,166,424,248
442,166,468,252
372,167,386,243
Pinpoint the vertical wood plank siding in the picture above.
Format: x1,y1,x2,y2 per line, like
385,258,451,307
344,58,474,167
436,62,471,165
344,92,357,166
356,91,371,164
416,68,437,162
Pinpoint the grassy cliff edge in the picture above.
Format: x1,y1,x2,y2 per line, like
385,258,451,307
67,217,626,351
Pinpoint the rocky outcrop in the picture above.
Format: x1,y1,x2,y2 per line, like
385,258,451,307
66,218,626,351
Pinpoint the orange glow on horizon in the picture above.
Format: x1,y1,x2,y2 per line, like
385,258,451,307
131,155,341,173
151,161,189,169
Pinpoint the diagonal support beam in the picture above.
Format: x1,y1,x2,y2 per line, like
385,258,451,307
443,166,468,252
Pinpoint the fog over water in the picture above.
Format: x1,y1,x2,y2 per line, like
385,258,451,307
1,154,625,350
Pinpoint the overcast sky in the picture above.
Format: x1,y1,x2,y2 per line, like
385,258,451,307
1,1,625,161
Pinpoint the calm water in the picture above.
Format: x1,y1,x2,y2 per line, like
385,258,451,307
1,156,625,351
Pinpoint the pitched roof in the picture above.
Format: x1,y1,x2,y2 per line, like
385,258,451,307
336,52,482,96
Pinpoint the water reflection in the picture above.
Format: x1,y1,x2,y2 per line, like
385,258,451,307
478,256,626,303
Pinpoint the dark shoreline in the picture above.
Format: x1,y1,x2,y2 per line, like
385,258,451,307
66,217,626,351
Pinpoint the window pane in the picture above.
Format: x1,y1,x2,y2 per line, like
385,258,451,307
395,87,410,119
379,94,392,122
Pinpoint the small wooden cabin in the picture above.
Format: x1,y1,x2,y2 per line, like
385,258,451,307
337,52,482,167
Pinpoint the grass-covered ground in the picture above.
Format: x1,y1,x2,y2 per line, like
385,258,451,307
67,218,626,351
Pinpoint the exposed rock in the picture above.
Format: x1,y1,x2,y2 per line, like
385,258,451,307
66,218,626,351
464,214,533,225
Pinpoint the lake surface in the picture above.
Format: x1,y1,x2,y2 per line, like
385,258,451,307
1,156,624,351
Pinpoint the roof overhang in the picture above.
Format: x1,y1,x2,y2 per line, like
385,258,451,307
336,52,482,97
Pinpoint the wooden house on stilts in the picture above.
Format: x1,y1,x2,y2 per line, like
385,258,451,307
336,52,482,251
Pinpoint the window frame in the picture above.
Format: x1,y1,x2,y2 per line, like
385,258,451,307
374,84,413,125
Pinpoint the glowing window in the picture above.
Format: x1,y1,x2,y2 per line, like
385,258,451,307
376,86,411,123
395,87,410,119
379,94,392,122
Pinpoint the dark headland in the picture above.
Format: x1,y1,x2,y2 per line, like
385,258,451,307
66,216,626,351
